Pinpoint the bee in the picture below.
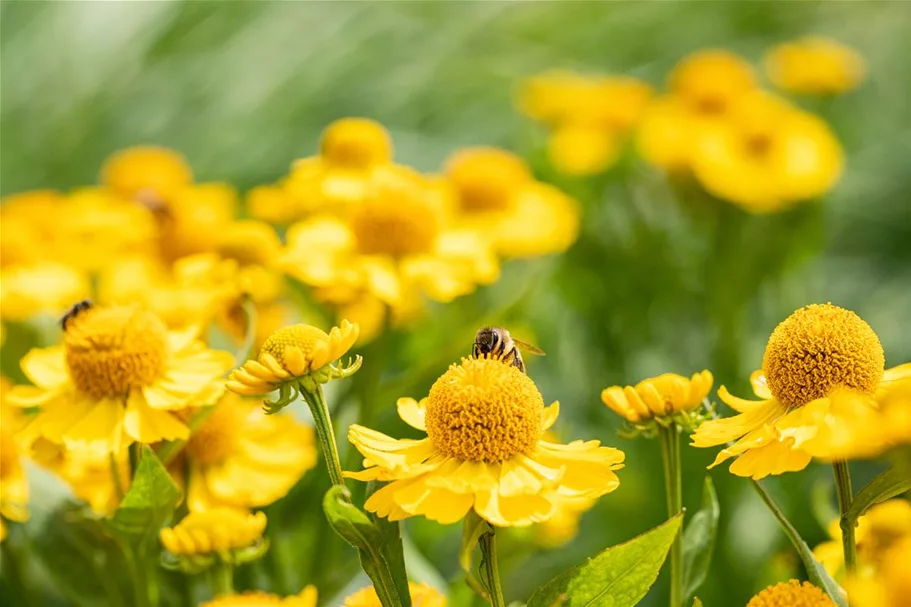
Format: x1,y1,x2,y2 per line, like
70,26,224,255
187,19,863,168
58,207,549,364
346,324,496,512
472,327,545,374
60,299,93,331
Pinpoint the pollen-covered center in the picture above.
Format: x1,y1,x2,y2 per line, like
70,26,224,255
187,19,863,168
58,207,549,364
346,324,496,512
186,401,240,468
260,324,329,371
425,357,544,462
349,176,439,257
762,303,885,408
64,306,168,399
746,580,835,607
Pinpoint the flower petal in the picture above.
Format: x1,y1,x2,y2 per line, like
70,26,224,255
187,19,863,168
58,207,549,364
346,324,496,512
124,390,189,444
396,397,427,431
64,396,126,456
20,346,68,389
541,401,560,431
692,398,786,447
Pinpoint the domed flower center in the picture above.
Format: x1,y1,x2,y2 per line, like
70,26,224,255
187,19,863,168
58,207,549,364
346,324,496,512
762,303,885,408
747,580,835,607
320,118,392,169
64,306,168,400
216,221,281,266
349,175,440,257
446,149,531,213
186,403,240,468
260,324,331,372
744,133,773,158
425,357,544,462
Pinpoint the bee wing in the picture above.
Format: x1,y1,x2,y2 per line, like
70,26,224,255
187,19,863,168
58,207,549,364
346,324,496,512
513,338,545,356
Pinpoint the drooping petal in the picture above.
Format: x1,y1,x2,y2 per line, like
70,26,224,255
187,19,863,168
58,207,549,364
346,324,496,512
541,401,560,431
63,396,126,456
124,390,189,444
692,398,786,447
750,370,774,400
397,397,427,431
474,489,554,527
717,385,768,414
19,346,69,389
727,438,812,479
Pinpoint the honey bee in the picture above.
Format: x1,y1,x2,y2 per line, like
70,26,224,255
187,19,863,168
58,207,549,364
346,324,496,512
60,299,93,331
472,327,545,373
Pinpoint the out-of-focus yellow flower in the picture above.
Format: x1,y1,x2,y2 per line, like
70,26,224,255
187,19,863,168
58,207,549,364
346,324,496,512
602,370,713,424
693,304,910,479
0,263,91,321
847,535,911,607
636,97,698,172
343,582,446,607
178,394,316,512
1,378,29,541
0,191,65,267
444,147,579,258
533,497,597,548
669,49,758,117
691,92,844,212
746,580,835,607
246,185,301,227
346,356,624,526
281,167,499,330
199,587,318,607
765,37,866,95
9,304,233,456
814,498,911,582
547,126,620,176
101,146,194,203
875,368,911,450
227,321,360,411
160,509,266,557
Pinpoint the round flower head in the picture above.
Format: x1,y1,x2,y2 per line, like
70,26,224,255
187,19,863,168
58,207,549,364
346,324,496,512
179,394,317,512
101,146,193,203
765,36,866,95
746,580,835,607
692,304,910,479
0,262,90,322
160,509,268,572
226,321,361,413
199,587,318,607
669,49,757,117
602,370,713,431
346,357,624,527
343,582,445,607
8,304,233,456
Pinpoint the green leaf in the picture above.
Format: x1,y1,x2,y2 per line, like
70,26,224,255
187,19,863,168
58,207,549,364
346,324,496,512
846,466,911,522
526,514,683,607
368,482,413,607
751,480,847,607
105,446,181,543
458,509,490,599
323,485,405,607
682,477,720,601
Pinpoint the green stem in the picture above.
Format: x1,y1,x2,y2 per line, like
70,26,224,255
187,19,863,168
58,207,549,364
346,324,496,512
300,382,346,487
833,461,857,576
479,529,506,607
122,543,153,607
109,453,125,501
658,423,683,607
209,562,234,597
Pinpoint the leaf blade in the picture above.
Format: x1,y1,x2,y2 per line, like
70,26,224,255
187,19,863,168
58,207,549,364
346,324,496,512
846,466,911,522
105,446,181,543
682,476,720,600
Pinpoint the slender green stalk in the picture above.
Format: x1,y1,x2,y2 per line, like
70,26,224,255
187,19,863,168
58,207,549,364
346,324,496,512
479,529,506,607
210,562,235,597
300,383,346,487
833,460,858,576
658,423,683,607
122,543,153,607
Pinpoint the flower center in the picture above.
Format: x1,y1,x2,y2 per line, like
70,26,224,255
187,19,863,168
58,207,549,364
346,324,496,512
320,118,392,169
216,220,281,266
260,324,331,372
446,148,531,213
762,303,885,408
747,580,835,607
744,134,773,158
425,357,543,462
64,306,168,400
349,173,440,257
186,400,240,468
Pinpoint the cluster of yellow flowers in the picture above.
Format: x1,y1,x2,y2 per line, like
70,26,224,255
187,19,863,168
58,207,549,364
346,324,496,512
519,37,864,214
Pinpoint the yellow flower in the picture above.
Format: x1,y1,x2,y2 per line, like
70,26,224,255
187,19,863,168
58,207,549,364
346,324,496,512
178,394,317,512
346,357,624,527
101,146,194,203
0,190,65,267
281,167,499,326
669,49,758,117
227,321,360,411
547,126,620,176
746,580,835,607
8,304,233,456
847,535,911,607
0,262,91,321
343,582,446,607
444,147,579,258
1,379,29,541
813,498,911,581
199,587,318,607
602,370,713,424
532,497,597,548
160,509,266,556
692,303,910,479
765,37,866,95
636,97,699,172
690,92,844,212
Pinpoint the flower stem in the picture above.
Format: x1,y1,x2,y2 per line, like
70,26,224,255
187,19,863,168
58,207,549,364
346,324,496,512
479,528,506,607
210,562,234,597
658,422,683,607
300,382,346,487
109,453,125,501
833,460,858,576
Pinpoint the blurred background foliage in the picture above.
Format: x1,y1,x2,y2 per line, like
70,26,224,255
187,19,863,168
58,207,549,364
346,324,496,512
2,2,911,606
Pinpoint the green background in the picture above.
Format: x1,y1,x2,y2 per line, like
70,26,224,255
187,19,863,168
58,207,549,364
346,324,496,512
2,2,910,606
